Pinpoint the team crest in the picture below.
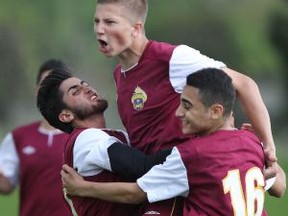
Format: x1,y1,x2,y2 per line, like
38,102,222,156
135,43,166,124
131,86,147,110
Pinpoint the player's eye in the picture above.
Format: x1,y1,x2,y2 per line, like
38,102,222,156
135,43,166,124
182,101,192,110
71,87,80,96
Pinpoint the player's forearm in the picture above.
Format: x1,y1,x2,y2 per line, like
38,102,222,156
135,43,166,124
0,173,14,194
79,181,147,204
268,164,286,198
238,86,273,149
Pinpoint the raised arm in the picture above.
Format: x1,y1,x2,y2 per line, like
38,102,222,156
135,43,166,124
223,67,277,176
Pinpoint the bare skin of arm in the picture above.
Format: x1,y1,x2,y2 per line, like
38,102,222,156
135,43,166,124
61,165,146,204
223,67,277,177
267,163,286,198
0,171,14,195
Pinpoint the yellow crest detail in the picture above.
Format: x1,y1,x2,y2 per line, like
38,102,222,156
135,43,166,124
131,86,147,110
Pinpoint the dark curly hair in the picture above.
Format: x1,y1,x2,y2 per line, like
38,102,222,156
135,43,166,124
37,68,74,133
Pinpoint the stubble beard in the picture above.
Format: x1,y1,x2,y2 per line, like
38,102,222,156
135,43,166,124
71,99,109,120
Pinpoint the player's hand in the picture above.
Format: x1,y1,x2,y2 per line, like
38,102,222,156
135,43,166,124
263,146,278,179
61,164,86,196
0,169,14,194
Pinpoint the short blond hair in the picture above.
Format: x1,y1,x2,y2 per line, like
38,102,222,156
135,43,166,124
97,0,148,23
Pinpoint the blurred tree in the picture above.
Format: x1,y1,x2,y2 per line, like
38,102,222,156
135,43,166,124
0,24,28,122
269,0,288,129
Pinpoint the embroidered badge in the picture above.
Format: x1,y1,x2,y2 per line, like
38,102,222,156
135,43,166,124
131,86,147,110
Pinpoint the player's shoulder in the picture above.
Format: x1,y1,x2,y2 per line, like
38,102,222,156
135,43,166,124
77,128,108,138
76,128,127,142
145,40,176,59
101,128,130,145
237,128,260,140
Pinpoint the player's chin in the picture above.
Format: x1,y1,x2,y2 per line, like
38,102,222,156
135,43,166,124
99,48,117,58
181,125,192,135
98,46,109,55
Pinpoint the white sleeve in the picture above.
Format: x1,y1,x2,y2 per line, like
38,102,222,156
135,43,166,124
169,45,226,93
137,147,189,203
0,133,19,186
73,128,121,176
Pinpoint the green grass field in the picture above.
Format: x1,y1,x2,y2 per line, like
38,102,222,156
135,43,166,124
1,159,287,215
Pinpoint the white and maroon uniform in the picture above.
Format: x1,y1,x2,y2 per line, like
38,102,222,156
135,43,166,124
0,121,71,216
114,40,225,154
138,129,268,216
114,40,226,215
64,128,139,216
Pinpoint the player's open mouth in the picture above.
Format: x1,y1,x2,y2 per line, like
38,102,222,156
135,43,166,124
90,93,101,102
98,39,110,53
98,39,108,47
91,94,97,100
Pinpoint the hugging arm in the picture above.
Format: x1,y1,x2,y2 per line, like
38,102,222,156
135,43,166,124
108,143,172,179
61,165,146,204
62,143,172,200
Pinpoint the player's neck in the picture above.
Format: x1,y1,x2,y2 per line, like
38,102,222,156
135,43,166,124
119,37,149,71
40,119,58,131
74,115,106,129
197,121,234,137
211,121,235,135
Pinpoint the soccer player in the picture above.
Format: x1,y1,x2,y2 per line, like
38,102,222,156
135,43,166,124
61,68,286,215
0,59,72,216
94,0,276,170
94,1,278,213
37,69,174,216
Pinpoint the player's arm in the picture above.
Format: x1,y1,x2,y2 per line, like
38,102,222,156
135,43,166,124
62,147,189,203
0,171,14,194
0,133,18,195
74,129,171,179
62,165,146,204
267,163,286,198
222,67,277,177
108,143,172,179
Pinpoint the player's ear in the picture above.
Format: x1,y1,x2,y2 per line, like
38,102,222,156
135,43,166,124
59,109,74,123
132,21,143,37
210,104,224,119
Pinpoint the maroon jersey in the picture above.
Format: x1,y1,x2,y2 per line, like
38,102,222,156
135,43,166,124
64,128,139,216
178,130,266,215
114,40,226,215
12,121,71,216
114,40,190,154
